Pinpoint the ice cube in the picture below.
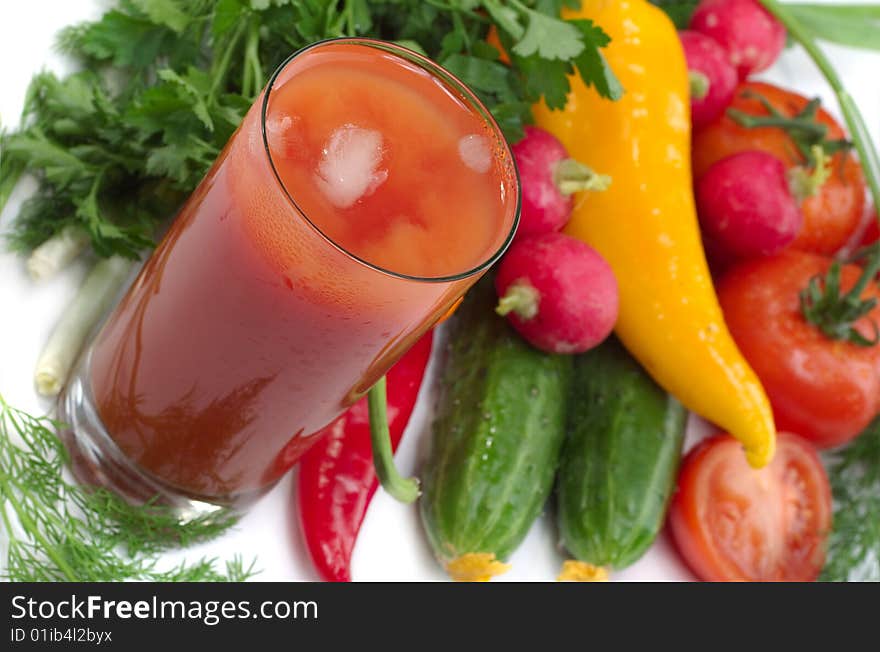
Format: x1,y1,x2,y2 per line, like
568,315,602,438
458,134,491,174
315,124,387,209
265,114,304,159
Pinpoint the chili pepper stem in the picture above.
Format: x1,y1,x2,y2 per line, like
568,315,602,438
495,281,540,320
553,158,612,196
368,376,419,504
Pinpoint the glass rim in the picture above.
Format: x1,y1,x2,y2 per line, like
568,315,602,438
259,37,521,284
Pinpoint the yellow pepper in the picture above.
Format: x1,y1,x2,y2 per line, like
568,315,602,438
532,0,776,467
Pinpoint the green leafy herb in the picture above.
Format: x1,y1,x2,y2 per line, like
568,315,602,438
821,418,880,582
0,395,255,581
509,2,585,60
0,0,621,261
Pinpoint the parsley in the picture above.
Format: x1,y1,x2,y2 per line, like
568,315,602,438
0,0,621,261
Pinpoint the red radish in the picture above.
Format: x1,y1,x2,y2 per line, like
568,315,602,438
679,30,737,129
690,0,786,80
695,150,802,261
511,126,610,240
495,232,618,354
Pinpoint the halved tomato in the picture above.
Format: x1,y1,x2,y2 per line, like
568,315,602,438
668,432,831,582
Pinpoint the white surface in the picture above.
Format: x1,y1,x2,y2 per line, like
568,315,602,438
1,1,878,582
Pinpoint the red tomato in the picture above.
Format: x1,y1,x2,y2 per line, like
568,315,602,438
693,81,866,256
669,432,832,582
717,250,880,448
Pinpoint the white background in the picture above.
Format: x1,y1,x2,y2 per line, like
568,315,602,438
0,1,878,581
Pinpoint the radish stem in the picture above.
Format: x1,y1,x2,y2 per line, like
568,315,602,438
689,71,710,100
495,281,540,320
553,159,611,196
35,256,133,397
26,227,90,281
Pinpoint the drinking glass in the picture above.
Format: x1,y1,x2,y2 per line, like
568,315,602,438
58,38,520,516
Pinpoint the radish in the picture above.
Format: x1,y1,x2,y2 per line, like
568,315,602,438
679,30,737,130
511,126,610,240
690,0,786,80
695,151,802,261
495,232,618,354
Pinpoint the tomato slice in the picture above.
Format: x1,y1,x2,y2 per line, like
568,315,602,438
668,432,831,582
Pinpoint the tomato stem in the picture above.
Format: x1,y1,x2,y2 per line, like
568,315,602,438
727,108,827,140
800,260,880,347
368,376,420,504
726,93,851,167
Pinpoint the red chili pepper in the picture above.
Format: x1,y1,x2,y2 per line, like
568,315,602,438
296,331,434,582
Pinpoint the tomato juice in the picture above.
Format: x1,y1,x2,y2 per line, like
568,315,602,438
79,40,518,503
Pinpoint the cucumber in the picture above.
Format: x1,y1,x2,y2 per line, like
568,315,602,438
557,337,686,573
420,279,572,581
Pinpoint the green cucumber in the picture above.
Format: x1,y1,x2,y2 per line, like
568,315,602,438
558,337,686,575
420,280,572,581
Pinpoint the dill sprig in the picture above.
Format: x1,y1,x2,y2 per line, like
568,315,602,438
820,419,880,582
0,395,257,582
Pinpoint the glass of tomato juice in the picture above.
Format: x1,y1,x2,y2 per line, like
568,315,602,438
58,39,520,515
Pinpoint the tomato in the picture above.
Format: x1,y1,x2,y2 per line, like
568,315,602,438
668,432,832,582
693,81,866,256
718,250,880,448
